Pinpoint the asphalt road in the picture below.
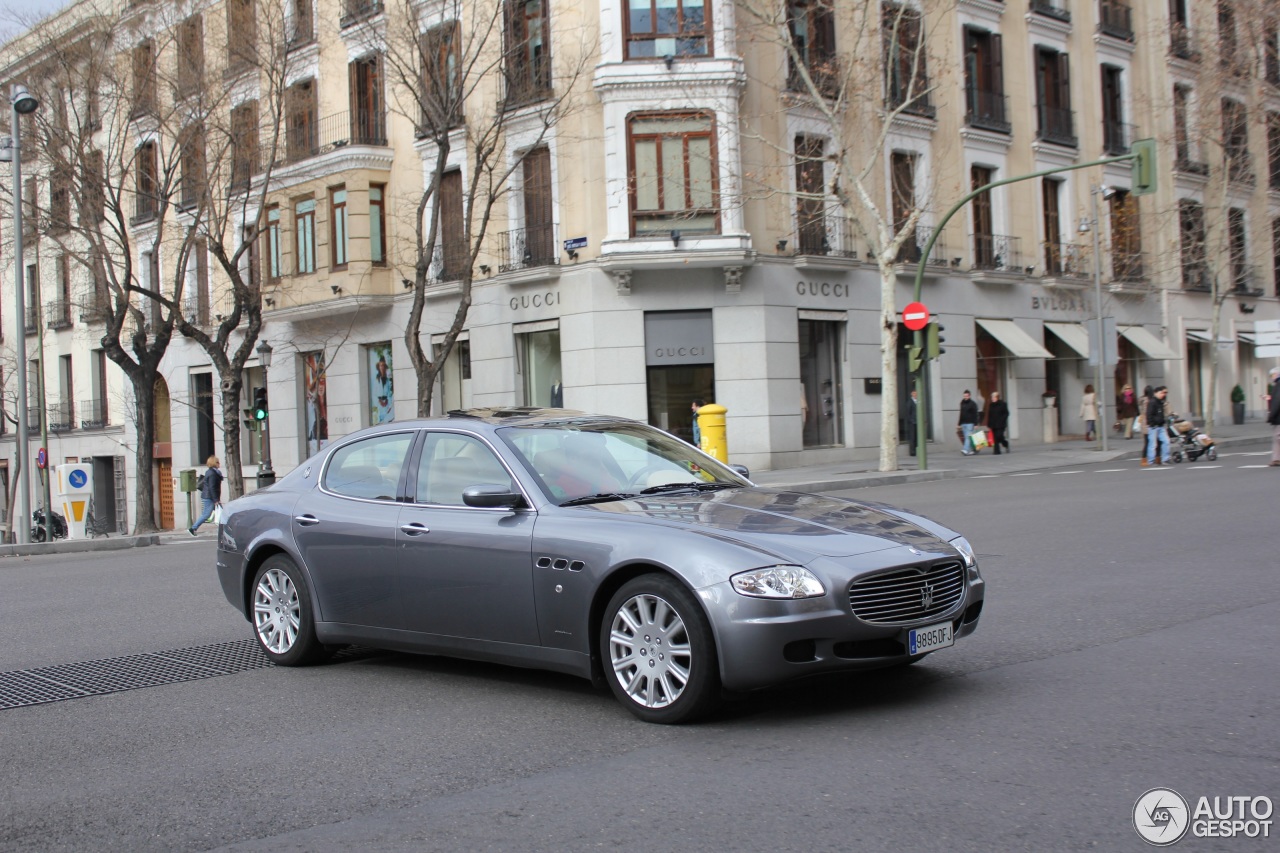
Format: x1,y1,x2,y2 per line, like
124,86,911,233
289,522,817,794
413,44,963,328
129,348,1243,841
1,447,1276,852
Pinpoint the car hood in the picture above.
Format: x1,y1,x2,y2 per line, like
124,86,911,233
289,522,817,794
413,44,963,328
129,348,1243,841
579,488,954,561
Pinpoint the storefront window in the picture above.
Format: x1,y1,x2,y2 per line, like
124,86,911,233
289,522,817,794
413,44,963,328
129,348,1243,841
435,339,472,413
644,311,715,444
975,325,1004,409
302,352,328,457
799,319,843,447
367,342,394,424
516,327,562,407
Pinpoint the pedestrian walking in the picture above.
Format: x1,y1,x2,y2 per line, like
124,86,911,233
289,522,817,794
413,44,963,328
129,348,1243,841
189,456,224,535
905,388,918,456
1116,383,1139,439
985,390,1010,455
1143,386,1171,467
958,390,980,455
690,398,705,448
1080,384,1098,441
1138,385,1154,458
1268,368,1280,466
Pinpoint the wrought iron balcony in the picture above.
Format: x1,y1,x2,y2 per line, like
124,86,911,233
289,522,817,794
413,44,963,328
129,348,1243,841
1036,105,1077,148
787,53,841,99
964,87,1010,134
1111,250,1147,283
24,306,38,335
499,224,559,273
1226,152,1254,186
1170,25,1200,62
79,398,108,429
78,293,108,323
286,110,387,164
886,82,936,120
48,401,75,433
971,234,1023,273
1182,261,1211,291
1030,0,1070,23
1043,242,1089,279
794,213,857,258
46,301,72,330
430,242,472,283
1232,264,1264,296
503,61,553,110
1174,152,1209,176
1102,120,1135,156
894,225,949,267
1098,0,1133,41
340,0,382,28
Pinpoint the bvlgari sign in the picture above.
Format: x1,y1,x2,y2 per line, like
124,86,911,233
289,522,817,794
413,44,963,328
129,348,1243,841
645,310,714,366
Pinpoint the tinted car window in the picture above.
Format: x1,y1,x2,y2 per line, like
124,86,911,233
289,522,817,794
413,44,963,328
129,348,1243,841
416,433,515,506
324,433,414,500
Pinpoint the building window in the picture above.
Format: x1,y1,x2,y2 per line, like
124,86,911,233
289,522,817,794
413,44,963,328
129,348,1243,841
289,0,314,48
1266,21,1280,85
883,2,930,115
627,112,718,237
787,0,836,96
1218,1,1243,74
286,79,318,162
370,185,386,265
971,165,994,268
177,15,204,98
1035,47,1074,147
185,239,210,325
349,55,386,145
1101,65,1126,154
1272,218,1280,297
1269,113,1280,191
435,338,472,412
134,141,158,224
80,150,105,226
192,373,215,463
963,27,1007,133
330,187,348,269
437,171,467,280
1228,207,1248,291
367,342,394,425
624,0,709,59
794,135,827,254
302,352,328,457
24,264,38,334
1222,99,1251,184
799,319,843,448
266,206,282,280
1041,178,1062,274
515,326,562,407
504,0,551,107
131,39,156,118
419,23,461,133
179,122,206,211
890,151,918,262
140,250,161,328
230,100,259,189
520,146,555,266
1179,199,1207,289
295,198,316,274
1108,191,1143,281
227,0,257,72
48,168,71,234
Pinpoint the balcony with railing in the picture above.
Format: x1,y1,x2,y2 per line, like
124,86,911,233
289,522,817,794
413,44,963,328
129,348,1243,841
430,242,471,284
793,213,858,260
1182,260,1211,291
894,225,949,268
79,398,109,429
499,224,559,273
503,60,553,110
1042,242,1089,280
132,191,158,226
286,110,387,164
24,306,38,335
48,401,75,432
340,0,383,28
1170,25,1200,62
971,234,1024,274
27,403,42,435
1036,105,1077,147
78,292,108,323
787,53,841,100
886,81,936,120
46,300,72,330
1174,148,1209,176
1102,120,1135,156
964,88,1010,134
1098,0,1133,41
1110,250,1148,287
1226,152,1254,186
1232,264,1264,296
1030,0,1070,23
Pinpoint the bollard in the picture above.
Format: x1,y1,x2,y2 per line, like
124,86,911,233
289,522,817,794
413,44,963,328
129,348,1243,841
696,403,729,463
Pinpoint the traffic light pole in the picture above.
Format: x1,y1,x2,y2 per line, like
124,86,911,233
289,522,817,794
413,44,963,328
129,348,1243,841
910,150,1146,470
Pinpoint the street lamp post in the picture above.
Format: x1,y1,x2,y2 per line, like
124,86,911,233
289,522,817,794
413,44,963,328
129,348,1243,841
1079,186,1111,453
6,85,40,544
255,340,275,488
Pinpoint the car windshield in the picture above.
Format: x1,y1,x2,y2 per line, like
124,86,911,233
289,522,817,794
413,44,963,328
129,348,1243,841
499,421,747,504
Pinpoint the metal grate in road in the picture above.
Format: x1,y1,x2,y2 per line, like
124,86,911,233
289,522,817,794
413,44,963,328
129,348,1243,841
0,638,272,710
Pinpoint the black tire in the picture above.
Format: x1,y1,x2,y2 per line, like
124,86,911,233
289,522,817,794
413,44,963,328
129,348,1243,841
600,574,720,724
31,525,45,543
251,555,330,666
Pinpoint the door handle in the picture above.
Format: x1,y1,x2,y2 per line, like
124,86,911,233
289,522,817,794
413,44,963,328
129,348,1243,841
294,514,320,527
399,522,430,536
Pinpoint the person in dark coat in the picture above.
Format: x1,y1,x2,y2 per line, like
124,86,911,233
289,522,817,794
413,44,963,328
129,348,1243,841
958,390,980,455
1268,367,1280,466
985,390,1010,455
1143,386,1171,466
905,388,918,456
189,456,225,535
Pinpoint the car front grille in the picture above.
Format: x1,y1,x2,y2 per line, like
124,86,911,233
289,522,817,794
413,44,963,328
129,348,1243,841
848,560,966,625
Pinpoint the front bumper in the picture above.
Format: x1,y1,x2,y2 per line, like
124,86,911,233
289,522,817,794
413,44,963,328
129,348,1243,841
700,549,985,691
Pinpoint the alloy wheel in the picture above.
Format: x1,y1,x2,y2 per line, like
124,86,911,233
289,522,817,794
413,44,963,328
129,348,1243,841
254,567,301,654
608,593,693,709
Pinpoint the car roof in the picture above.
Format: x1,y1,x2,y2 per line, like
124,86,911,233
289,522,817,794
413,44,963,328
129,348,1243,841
356,408,633,434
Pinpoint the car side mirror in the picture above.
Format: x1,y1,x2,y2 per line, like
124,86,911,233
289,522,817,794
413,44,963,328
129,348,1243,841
462,484,525,509
729,464,751,481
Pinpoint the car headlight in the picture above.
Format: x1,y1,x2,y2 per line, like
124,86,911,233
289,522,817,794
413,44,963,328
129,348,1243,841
950,536,976,568
731,565,825,599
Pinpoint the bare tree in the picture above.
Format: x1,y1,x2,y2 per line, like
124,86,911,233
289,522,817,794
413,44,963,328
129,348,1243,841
377,0,587,416
739,0,949,471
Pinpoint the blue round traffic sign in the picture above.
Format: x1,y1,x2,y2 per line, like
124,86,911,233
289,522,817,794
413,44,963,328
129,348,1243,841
69,470,88,489
36,448,47,469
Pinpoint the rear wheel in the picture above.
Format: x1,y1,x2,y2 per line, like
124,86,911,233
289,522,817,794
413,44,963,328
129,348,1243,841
252,555,329,666
601,574,720,724
1206,446,1218,461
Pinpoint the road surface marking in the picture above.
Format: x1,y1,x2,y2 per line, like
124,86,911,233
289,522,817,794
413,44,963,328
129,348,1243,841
1238,464,1271,468
1190,465,1221,469
970,475,1001,478
1052,471,1083,475
1095,468,1126,472
1009,472,1040,476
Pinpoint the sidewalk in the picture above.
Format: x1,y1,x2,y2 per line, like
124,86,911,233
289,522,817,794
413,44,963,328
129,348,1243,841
2,420,1272,559
750,419,1276,494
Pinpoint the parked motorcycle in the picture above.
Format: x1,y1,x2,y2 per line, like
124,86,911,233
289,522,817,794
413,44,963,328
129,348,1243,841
31,507,68,542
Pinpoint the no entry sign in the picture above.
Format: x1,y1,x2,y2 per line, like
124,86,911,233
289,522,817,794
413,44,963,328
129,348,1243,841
903,302,930,331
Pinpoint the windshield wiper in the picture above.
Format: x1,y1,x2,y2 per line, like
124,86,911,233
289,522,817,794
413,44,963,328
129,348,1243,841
559,492,637,507
639,481,742,495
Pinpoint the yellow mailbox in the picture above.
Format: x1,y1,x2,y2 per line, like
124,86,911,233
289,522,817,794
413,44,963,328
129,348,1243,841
696,403,728,463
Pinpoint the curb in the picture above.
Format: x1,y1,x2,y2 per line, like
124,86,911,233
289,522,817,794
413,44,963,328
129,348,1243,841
0,534,162,559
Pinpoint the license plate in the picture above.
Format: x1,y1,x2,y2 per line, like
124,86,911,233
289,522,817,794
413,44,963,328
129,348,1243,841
908,621,954,655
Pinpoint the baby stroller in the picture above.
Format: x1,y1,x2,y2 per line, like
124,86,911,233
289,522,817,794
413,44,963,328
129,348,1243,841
1166,413,1217,463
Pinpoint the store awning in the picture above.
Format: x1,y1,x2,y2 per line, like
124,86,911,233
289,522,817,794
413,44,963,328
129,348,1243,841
1185,329,1212,343
1043,322,1091,358
1238,332,1256,345
975,319,1054,359
1119,326,1181,360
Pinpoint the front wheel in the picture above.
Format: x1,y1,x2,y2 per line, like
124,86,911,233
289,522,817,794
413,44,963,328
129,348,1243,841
1206,446,1218,461
601,574,720,724
252,555,330,666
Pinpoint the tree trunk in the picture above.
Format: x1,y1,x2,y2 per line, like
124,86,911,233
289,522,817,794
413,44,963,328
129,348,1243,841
132,379,159,534
1206,294,1223,433
221,377,246,499
878,263,900,472
4,454,20,544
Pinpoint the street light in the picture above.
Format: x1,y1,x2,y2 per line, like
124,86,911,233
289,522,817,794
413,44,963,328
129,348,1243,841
255,339,275,487
6,85,40,543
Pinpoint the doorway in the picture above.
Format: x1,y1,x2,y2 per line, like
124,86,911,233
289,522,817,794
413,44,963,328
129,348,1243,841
91,456,118,533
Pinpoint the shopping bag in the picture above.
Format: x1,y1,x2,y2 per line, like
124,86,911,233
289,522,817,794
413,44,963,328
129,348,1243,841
211,503,224,525
970,429,990,450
